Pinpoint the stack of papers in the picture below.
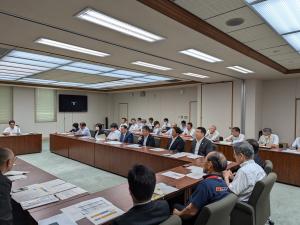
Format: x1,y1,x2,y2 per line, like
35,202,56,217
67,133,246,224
8,175,27,181
153,182,178,200
38,213,77,225
149,148,165,152
42,179,77,194
61,197,124,225
104,141,122,145
55,187,87,200
161,171,185,180
21,195,59,210
126,144,142,148
5,170,29,182
186,154,203,159
186,166,206,180
170,152,189,158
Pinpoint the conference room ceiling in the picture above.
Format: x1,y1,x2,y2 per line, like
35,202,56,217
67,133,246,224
0,0,299,91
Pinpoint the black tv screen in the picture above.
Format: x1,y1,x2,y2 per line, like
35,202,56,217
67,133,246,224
59,95,88,112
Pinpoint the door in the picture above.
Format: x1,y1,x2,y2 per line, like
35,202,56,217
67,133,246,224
295,99,300,138
189,101,198,126
119,103,128,124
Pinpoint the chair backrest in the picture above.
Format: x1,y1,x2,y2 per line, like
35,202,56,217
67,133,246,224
133,134,139,144
159,215,182,225
194,193,238,225
264,160,273,175
154,137,161,148
248,172,277,225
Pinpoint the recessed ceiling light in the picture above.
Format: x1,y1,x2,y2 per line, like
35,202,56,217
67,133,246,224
131,61,173,71
100,73,131,79
133,77,156,83
58,66,99,74
55,82,84,87
0,69,32,76
180,49,223,63
20,78,57,84
70,62,114,72
36,38,110,57
0,65,40,74
227,66,254,74
112,70,147,77
76,8,164,42
0,76,20,80
0,61,49,71
226,18,245,27
2,56,60,68
183,72,209,78
283,32,300,52
145,75,171,81
0,73,24,78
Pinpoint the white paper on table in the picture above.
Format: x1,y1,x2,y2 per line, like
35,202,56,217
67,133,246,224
187,166,204,174
162,153,172,157
186,154,203,159
21,194,59,210
43,182,77,194
186,172,205,180
12,184,49,203
126,144,142,148
154,183,178,196
283,149,300,154
170,152,189,158
86,205,124,225
104,141,122,145
219,141,232,145
8,175,27,181
161,171,185,180
38,213,77,225
41,179,65,189
149,148,165,152
55,187,88,200
5,170,29,176
61,197,116,222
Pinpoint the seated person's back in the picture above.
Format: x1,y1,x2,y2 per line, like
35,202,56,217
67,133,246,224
113,165,170,225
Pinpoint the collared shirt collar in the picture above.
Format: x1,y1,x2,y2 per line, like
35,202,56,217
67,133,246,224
240,159,255,167
134,199,151,206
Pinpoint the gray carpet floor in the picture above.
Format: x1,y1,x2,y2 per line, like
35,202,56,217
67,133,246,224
18,140,299,224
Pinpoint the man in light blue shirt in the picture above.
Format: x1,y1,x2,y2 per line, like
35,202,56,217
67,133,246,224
76,122,91,137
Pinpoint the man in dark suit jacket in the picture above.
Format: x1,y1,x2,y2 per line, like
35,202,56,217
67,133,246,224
0,147,15,225
138,126,156,147
167,127,185,152
113,165,170,225
120,125,134,144
192,127,214,156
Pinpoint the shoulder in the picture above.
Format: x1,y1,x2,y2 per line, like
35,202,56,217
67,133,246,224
154,200,170,212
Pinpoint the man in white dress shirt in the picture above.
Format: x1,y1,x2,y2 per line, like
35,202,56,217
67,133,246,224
3,120,21,135
107,123,121,141
223,141,266,202
165,123,177,136
291,137,300,150
182,122,195,137
119,117,128,129
161,118,171,131
129,118,139,132
205,125,220,142
75,122,91,137
258,128,279,148
225,127,245,144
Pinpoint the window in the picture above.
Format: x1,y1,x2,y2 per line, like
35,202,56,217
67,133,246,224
35,88,57,122
0,86,13,124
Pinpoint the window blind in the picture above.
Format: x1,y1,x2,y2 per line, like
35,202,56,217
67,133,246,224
35,88,57,122
0,86,13,124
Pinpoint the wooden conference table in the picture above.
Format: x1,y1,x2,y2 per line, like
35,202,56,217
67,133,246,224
0,133,42,155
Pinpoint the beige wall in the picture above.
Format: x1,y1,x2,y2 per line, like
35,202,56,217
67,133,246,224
0,86,110,136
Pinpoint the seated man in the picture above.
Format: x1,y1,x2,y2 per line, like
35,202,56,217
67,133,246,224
152,121,162,135
258,128,279,148
223,141,266,202
182,122,195,137
113,165,170,225
161,118,171,131
192,127,214,156
225,127,245,144
75,122,91,137
173,152,229,224
247,139,265,168
69,122,79,133
120,125,134,144
164,123,177,136
205,125,220,142
180,120,187,132
291,137,300,150
3,120,20,135
129,118,139,132
0,147,15,225
167,127,185,152
107,123,121,141
138,126,156,147
119,117,128,129
147,117,154,130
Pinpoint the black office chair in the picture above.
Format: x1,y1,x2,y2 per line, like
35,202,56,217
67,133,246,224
264,160,273,175
194,193,238,225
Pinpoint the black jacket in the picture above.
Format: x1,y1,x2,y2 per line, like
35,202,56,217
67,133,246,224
138,135,156,147
0,172,13,225
113,200,170,225
167,136,185,152
192,137,214,156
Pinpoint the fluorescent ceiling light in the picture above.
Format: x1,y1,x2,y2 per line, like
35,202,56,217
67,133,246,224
179,49,223,63
36,38,110,57
183,72,209,78
112,70,147,77
2,56,59,68
248,0,300,35
283,32,300,51
0,76,19,80
58,66,99,74
70,62,114,72
131,61,172,71
0,61,50,71
100,73,131,79
0,69,32,76
0,73,24,78
227,66,254,74
145,75,171,81
0,65,40,74
20,78,57,84
133,77,156,82
76,8,164,42
8,50,71,64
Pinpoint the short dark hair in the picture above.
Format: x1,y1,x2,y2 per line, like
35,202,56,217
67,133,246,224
187,122,193,127
95,123,103,130
197,127,206,134
207,152,228,172
142,125,151,132
9,120,15,125
80,122,86,127
153,121,160,126
173,126,182,134
137,117,142,121
122,117,127,122
247,139,259,154
233,141,254,159
262,128,272,134
232,127,240,133
163,118,169,122
181,120,186,125
121,125,128,129
131,118,136,121
0,147,12,166
110,123,118,129
128,165,156,202
149,117,153,121
72,122,79,128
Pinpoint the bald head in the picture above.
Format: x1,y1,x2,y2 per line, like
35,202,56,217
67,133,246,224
0,147,14,173
206,151,228,173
